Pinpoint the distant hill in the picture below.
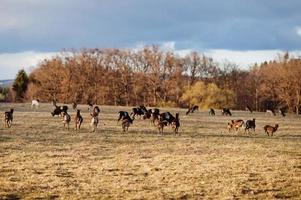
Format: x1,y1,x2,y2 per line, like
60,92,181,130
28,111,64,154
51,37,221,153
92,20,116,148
0,79,13,87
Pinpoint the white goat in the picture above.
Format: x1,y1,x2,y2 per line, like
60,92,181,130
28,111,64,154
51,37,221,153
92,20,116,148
31,99,40,111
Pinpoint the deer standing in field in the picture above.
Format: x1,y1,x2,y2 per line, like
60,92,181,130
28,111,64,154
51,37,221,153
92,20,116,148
90,106,100,132
222,108,232,116
209,108,215,116
4,108,14,128
245,118,256,133
171,113,180,134
62,111,71,130
31,99,40,111
121,117,134,132
186,105,199,115
227,119,244,132
264,124,279,136
74,109,83,131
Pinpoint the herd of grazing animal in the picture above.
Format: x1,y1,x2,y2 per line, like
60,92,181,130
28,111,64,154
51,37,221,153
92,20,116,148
2,100,289,137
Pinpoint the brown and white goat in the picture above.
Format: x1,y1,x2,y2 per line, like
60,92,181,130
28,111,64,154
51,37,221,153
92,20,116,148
62,111,71,130
171,113,180,134
90,106,100,132
264,124,279,136
227,119,244,132
121,115,134,132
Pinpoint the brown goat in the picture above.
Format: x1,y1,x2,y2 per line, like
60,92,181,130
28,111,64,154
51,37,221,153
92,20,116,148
74,109,83,130
264,124,279,136
157,120,168,134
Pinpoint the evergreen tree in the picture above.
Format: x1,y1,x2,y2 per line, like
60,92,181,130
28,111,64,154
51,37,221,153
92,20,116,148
13,69,29,101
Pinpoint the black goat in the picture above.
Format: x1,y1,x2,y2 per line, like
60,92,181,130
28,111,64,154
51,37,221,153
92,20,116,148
4,108,14,128
186,105,199,115
245,118,256,133
51,106,62,117
131,106,147,118
221,108,232,116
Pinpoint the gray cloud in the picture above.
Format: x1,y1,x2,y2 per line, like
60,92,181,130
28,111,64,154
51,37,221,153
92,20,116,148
0,0,301,53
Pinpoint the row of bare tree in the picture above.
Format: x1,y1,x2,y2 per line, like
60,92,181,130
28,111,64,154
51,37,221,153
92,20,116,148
18,46,301,113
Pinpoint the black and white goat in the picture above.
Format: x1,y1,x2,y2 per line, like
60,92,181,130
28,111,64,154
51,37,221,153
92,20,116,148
117,111,130,123
51,105,68,117
159,112,175,125
221,108,232,116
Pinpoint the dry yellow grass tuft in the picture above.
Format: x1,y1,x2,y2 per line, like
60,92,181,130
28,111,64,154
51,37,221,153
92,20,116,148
0,103,301,199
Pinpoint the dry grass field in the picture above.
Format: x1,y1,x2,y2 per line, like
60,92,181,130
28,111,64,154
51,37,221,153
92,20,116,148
0,103,301,200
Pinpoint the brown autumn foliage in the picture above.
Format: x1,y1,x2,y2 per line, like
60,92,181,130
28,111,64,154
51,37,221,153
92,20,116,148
25,47,301,113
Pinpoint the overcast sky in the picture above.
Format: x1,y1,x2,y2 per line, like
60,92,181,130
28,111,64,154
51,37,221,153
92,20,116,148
1,0,301,79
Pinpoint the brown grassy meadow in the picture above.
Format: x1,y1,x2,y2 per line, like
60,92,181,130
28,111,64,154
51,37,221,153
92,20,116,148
0,103,300,199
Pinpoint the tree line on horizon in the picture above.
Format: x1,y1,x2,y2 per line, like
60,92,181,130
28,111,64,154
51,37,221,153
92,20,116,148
2,46,301,114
